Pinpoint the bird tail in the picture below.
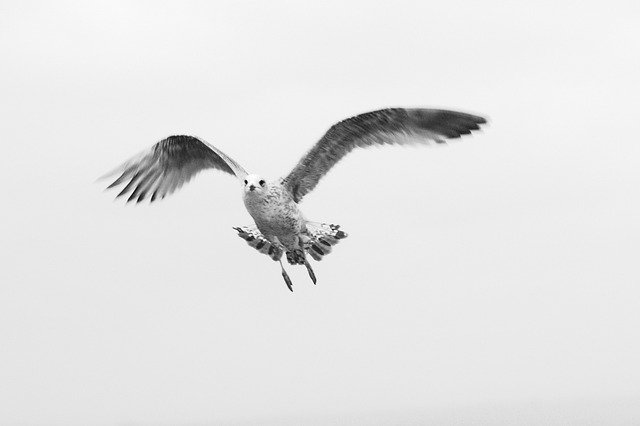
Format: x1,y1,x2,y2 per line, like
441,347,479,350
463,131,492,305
303,222,348,261
234,226,283,261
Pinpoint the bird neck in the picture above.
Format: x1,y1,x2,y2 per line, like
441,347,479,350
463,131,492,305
243,190,266,208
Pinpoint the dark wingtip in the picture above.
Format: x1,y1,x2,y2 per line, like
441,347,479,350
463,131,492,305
454,110,487,124
135,190,148,203
104,170,131,190
116,187,129,199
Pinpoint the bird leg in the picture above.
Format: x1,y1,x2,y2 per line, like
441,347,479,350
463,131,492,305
304,259,317,285
297,235,317,285
279,260,293,292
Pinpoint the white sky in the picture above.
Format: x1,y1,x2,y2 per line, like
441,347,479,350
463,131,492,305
1,0,640,424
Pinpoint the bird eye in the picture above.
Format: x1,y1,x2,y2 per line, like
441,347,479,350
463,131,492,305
244,179,248,185
259,180,265,186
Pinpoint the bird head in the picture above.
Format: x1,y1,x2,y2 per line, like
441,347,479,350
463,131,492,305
243,174,267,195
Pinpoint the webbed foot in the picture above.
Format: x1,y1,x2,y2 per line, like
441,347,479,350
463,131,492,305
282,270,293,292
304,259,317,285
279,260,294,292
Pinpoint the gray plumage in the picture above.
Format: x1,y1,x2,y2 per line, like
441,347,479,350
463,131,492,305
102,135,247,203
282,108,486,202
101,107,487,291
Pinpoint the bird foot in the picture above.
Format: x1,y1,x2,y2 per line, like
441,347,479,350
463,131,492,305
304,260,317,285
282,270,293,292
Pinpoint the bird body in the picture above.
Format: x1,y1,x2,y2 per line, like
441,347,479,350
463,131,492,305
243,176,305,250
101,108,487,291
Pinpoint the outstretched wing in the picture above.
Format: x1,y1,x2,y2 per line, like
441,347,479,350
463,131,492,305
282,108,487,203
101,135,248,203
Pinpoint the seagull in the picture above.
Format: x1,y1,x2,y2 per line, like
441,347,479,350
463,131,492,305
101,108,486,291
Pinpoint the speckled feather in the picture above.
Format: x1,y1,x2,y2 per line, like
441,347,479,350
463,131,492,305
243,180,304,250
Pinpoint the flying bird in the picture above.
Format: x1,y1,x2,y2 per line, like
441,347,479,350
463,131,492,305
101,108,486,291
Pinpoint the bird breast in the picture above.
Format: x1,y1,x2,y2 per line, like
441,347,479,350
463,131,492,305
243,184,304,238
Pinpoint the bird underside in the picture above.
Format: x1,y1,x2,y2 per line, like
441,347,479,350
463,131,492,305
234,222,348,292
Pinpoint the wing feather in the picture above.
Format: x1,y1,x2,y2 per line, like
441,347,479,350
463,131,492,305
101,135,248,203
282,108,487,203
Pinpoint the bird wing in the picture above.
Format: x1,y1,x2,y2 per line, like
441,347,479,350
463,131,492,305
101,135,248,203
281,108,487,203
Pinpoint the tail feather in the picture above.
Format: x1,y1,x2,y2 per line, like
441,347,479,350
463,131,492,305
304,222,348,261
234,226,283,261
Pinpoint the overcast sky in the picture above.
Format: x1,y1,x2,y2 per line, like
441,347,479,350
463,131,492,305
1,1,640,425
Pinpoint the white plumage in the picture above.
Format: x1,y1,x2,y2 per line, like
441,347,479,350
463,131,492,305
101,108,486,291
